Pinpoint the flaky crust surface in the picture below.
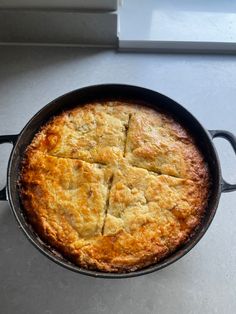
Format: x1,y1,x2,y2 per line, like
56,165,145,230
19,102,210,272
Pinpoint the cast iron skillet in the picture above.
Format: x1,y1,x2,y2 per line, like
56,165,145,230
1,84,236,278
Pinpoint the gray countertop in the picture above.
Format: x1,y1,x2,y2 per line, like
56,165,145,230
0,46,236,314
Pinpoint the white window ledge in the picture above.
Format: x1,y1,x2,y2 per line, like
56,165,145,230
119,0,236,53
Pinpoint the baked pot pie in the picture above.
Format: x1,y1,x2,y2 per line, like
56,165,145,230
19,102,210,273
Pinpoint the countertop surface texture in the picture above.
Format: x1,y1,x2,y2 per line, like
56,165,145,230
0,46,236,314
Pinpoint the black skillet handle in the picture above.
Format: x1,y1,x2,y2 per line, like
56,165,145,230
209,130,236,193
0,134,18,201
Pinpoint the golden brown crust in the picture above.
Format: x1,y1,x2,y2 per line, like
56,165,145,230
19,101,210,273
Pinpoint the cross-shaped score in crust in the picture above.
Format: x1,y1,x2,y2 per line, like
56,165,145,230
20,102,209,272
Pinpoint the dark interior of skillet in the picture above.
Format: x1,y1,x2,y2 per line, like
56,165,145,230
8,84,221,278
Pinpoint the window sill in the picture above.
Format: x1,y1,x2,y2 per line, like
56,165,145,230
118,0,236,53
